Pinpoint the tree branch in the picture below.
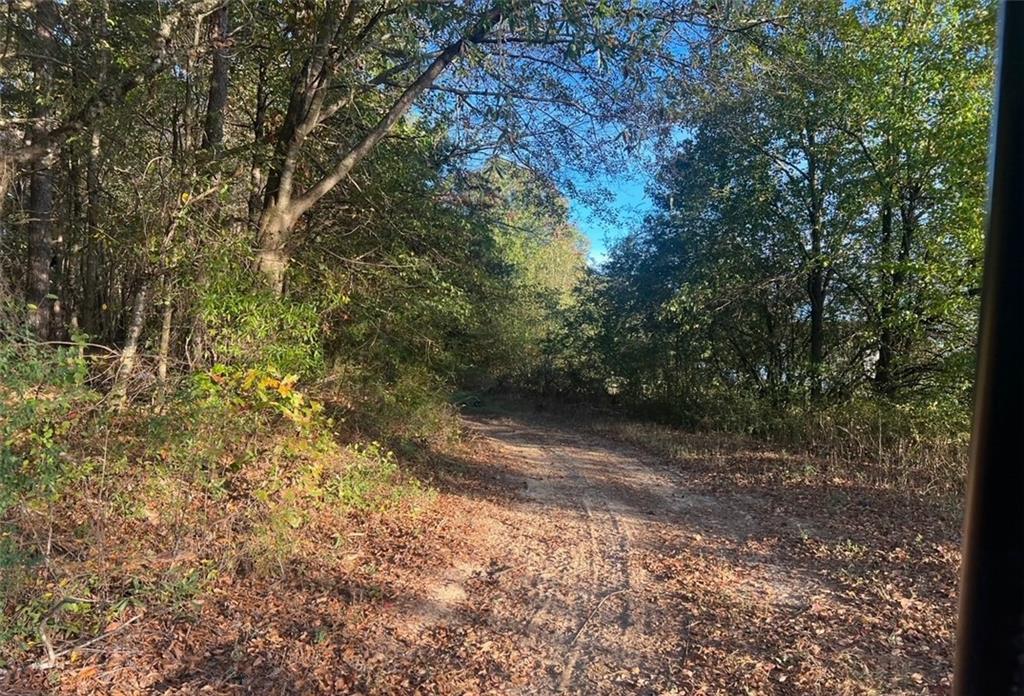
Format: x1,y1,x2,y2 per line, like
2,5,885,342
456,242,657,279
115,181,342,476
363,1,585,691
290,5,504,220
5,0,222,166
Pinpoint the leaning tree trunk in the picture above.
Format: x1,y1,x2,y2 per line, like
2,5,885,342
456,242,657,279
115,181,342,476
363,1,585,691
253,6,503,294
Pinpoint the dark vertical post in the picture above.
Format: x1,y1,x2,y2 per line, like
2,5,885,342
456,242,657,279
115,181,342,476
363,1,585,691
955,2,1024,693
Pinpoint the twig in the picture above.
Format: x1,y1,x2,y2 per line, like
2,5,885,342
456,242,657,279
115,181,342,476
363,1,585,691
33,614,142,670
568,587,628,646
32,596,96,669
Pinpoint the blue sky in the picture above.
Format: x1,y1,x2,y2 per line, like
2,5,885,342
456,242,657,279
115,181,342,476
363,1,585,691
563,127,686,267
567,170,654,267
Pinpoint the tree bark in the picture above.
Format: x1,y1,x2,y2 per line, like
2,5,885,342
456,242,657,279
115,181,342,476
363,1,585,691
805,127,825,398
110,282,149,410
25,1,59,340
26,161,54,339
158,294,172,384
247,63,269,229
82,128,105,337
202,3,230,151
190,1,231,367
874,198,895,392
874,184,918,394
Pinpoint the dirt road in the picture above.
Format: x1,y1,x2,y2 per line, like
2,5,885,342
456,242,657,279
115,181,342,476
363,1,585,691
12,409,955,694
404,413,716,693
365,410,958,695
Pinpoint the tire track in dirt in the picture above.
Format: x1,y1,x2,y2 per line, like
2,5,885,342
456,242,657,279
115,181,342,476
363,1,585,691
439,413,762,693
372,411,830,694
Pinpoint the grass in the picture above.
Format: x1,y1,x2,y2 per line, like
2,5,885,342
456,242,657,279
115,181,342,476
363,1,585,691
580,412,967,509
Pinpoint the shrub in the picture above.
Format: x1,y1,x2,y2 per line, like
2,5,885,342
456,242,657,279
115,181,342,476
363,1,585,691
198,256,324,377
0,339,96,516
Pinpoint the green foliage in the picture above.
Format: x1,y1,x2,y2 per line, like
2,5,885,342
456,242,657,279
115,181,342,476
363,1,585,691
193,364,325,432
0,340,96,516
541,0,994,482
463,159,589,389
0,354,438,662
329,442,430,512
198,255,325,378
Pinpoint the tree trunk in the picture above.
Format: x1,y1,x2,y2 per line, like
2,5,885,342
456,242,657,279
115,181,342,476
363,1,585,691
110,282,149,410
247,63,269,229
255,206,292,294
874,199,895,392
808,266,824,393
202,4,229,151
158,294,172,384
874,186,917,395
82,129,105,337
26,163,54,340
25,2,58,340
254,7,503,293
805,127,825,398
190,1,231,367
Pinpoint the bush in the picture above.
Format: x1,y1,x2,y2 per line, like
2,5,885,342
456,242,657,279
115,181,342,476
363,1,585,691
770,398,969,499
596,387,969,501
329,362,462,446
0,339,96,516
198,257,324,377
0,353,440,665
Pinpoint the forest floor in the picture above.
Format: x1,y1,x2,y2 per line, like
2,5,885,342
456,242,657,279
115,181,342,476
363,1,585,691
4,403,960,695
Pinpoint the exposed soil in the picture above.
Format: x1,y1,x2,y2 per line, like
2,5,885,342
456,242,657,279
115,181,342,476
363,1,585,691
3,408,958,694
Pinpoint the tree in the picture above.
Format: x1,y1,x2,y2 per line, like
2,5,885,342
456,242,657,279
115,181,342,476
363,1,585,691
247,0,707,293
587,0,994,423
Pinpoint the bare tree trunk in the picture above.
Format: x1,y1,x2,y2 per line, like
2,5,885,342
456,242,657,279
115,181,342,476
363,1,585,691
110,282,149,410
255,208,292,294
805,128,825,399
191,1,231,367
158,293,172,384
82,129,105,337
156,293,173,409
874,198,895,393
181,19,202,155
25,1,58,340
247,63,269,229
202,3,229,151
808,263,825,395
79,3,110,339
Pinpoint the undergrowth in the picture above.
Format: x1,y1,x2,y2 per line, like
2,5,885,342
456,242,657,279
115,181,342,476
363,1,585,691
0,346,440,669
581,398,968,505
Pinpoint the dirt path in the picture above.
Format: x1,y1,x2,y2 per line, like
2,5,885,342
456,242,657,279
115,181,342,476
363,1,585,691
8,409,955,694
366,410,958,695
377,412,825,694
